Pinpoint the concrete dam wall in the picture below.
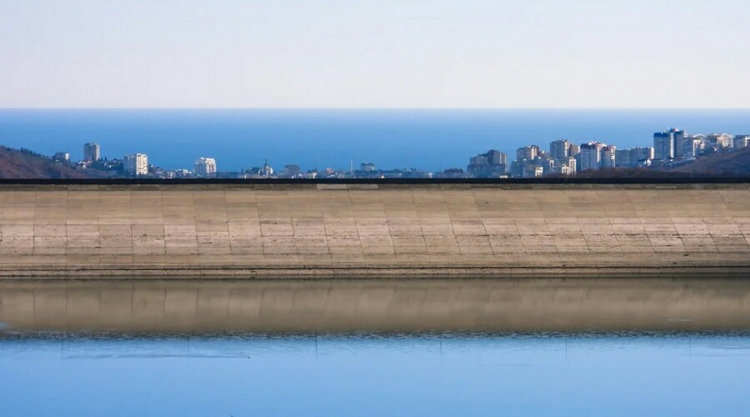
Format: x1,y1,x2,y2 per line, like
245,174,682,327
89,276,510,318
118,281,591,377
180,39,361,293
0,182,748,278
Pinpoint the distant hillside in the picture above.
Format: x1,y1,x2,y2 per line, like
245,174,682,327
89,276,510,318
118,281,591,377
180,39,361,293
571,147,750,179
570,167,681,179
0,146,109,179
670,147,750,177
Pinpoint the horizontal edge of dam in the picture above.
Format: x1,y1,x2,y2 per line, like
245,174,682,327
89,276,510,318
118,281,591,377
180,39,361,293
0,181,748,279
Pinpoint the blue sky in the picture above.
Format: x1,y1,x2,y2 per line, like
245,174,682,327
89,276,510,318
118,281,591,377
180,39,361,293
1,0,748,108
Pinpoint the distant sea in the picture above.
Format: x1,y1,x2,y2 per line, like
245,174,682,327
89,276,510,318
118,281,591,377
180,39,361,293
0,109,749,172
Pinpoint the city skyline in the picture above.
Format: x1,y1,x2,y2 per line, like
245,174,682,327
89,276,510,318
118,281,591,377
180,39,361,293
39,125,749,179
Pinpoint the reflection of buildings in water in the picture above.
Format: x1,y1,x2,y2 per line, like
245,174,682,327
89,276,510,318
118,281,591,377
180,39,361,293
1,279,750,333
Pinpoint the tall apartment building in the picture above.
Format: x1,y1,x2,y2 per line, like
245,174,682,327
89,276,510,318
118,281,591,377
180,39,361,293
653,128,685,161
579,142,604,171
516,145,539,161
706,133,733,149
682,136,704,159
549,139,571,161
83,143,100,162
486,149,508,165
562,157,576,175
653,132,672,161
194,157,217,177
467,149,508,177
734,135,750,149
673,129,686,158
124,153,148,176
600,145,616,169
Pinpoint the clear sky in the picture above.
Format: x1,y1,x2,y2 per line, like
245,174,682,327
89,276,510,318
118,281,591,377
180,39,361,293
1,0,748,108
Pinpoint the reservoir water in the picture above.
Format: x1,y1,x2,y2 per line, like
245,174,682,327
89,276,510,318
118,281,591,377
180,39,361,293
1,278,749,416
2,109,750,172
1,332,749,416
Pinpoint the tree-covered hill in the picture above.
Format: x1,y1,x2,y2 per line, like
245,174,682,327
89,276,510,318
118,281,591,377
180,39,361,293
0,146,110,179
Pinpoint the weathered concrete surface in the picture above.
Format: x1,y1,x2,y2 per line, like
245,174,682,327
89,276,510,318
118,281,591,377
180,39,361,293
2,279,749,332
0,183,749,278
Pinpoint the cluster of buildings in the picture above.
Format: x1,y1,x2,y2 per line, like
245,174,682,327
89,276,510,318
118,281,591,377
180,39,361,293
53,128,749,179
55,142,219,179
61,143,438,179
240,162,435,179
653,129,750,162
466,129,750,178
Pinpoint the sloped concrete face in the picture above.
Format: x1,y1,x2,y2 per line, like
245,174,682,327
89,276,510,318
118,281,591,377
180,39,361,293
0,183,749,278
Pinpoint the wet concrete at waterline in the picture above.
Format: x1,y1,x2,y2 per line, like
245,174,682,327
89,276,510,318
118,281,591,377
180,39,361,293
1,278,749,333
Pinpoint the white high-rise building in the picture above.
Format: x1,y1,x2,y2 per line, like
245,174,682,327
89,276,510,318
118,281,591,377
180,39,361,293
555,157,577,176
579,142,604,171
565,157,576,175
601,145,616,169
124,153,148,176
653,132,672,161
194,157,217,177
83,143,100,162
735,135,750,149
672,129,686,159
653,128,684,161
549,139,570,161
516,145,539,161
706,133,734,149
682,136,704,160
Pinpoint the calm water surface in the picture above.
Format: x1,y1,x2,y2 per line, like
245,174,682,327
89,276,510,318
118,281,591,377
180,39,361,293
1,332,749,416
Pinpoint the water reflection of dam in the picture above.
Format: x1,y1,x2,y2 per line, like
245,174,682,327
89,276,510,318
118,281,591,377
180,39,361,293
2,279,749,333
